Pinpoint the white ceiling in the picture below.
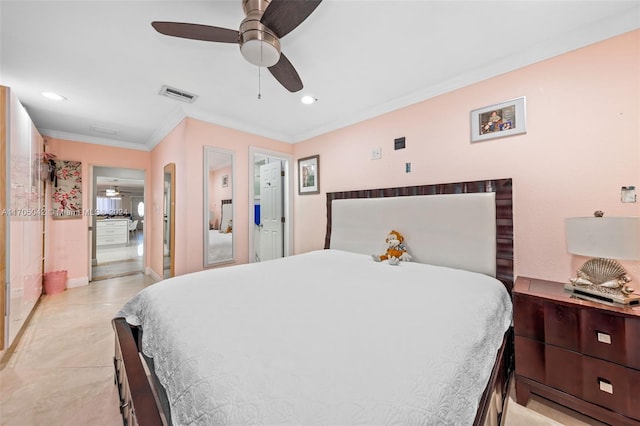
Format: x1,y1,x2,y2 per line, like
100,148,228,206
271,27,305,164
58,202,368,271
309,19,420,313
1,1,639,151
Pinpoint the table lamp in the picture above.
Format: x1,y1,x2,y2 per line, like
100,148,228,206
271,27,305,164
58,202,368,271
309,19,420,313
565,211,640,305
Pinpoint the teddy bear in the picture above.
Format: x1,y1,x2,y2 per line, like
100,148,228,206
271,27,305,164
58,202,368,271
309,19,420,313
372,230,412,265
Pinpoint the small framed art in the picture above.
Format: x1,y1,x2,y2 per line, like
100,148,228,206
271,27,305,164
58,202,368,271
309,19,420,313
298,155,319,195
222,175,229,187
471,96,526,143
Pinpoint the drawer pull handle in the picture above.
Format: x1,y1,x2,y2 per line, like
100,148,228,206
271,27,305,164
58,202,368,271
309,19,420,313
597,332,611,344
598,378,613,394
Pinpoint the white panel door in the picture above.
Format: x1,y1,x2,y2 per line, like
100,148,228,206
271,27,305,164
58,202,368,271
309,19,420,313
259,161,283,261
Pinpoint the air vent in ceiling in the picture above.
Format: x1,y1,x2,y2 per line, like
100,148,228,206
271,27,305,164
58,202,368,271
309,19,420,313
90,125,118,136
159,85,198,104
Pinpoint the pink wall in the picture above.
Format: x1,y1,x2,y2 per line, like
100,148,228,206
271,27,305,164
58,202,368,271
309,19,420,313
45,138,151,283
292,30,640,284
150,117,293,276
149,121,187,278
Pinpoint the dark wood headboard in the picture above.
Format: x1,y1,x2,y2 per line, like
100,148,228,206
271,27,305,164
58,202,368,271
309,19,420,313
324,178,514,292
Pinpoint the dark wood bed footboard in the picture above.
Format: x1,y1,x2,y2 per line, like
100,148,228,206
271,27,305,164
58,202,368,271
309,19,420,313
474,327,514,426
113,317,164,426
112,318,513,426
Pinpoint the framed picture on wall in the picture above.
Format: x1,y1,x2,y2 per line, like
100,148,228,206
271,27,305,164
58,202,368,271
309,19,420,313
298,155,319,195
222,175,229,187
471,96,526,143
52,159,82,219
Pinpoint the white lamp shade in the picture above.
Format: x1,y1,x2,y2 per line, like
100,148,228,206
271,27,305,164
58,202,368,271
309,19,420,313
565,217,640,260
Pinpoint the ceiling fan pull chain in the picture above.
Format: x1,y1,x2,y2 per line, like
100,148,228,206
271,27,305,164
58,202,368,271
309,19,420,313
257,42,263,100
258,66,262,100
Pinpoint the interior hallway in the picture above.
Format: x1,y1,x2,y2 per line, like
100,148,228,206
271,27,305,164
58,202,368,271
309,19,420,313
92,230,144,281
0,274,604,426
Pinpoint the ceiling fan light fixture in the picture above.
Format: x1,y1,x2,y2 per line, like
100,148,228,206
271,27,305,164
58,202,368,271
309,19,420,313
106,187,120,197
239,16,281,67
240,39,280,67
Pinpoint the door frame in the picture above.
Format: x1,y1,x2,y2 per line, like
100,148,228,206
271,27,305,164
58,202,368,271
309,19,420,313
248,147,293,262
90,165,146,280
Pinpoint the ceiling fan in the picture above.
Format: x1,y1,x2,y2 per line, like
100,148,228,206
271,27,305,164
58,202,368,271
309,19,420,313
103,184,135,197
151,0,322,93
105,187,120,197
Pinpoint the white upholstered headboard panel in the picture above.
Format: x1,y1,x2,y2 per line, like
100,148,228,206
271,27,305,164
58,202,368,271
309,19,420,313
329,192,497,277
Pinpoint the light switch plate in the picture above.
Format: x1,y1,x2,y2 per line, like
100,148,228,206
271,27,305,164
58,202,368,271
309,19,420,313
621,186,636,203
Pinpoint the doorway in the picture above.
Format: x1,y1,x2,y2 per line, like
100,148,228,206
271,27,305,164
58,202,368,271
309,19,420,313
91,166,145,281
249,148,293,263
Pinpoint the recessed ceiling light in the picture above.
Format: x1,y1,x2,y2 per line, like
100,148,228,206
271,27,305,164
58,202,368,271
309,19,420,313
41,91,67,101
301,95,317,105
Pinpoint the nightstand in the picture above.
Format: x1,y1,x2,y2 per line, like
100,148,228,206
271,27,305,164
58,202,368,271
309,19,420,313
513,276,640,426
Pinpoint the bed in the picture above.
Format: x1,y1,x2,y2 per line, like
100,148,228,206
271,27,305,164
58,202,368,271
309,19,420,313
112,178,514,426
208,199,233,263
208,230,233,263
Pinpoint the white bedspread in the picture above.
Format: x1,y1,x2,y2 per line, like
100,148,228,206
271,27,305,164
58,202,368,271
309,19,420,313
118,250,512,426
208,230,232,262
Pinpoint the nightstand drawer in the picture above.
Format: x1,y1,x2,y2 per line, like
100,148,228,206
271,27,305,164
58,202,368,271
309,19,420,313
582,356,640,420
513,294,544,341
628,319,640,370
514,336,544,383
546,345,582,397
545,302,579,352
581,309,629,366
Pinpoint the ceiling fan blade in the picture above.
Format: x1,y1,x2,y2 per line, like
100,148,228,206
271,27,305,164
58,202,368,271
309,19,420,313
152,22,239,43
260,0,322,38
268,53,303,92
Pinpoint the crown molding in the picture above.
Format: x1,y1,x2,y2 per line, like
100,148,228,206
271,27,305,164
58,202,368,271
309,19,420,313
40,129,150,151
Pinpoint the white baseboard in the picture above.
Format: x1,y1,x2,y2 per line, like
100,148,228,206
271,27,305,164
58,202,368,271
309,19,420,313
147,267,163,282
67,276,89,288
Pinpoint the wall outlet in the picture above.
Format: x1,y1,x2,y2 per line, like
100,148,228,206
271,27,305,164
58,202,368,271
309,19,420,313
371,147,382,160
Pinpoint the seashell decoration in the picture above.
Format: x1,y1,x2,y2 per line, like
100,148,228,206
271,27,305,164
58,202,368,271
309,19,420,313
576,258,627,284
570,258,634,294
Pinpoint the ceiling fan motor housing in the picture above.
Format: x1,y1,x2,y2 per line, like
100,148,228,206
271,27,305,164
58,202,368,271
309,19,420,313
239,0,281,67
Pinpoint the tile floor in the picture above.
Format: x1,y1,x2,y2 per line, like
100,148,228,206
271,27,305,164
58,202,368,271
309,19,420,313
0,274,154,425
0,273,606,426
93,231,144,281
